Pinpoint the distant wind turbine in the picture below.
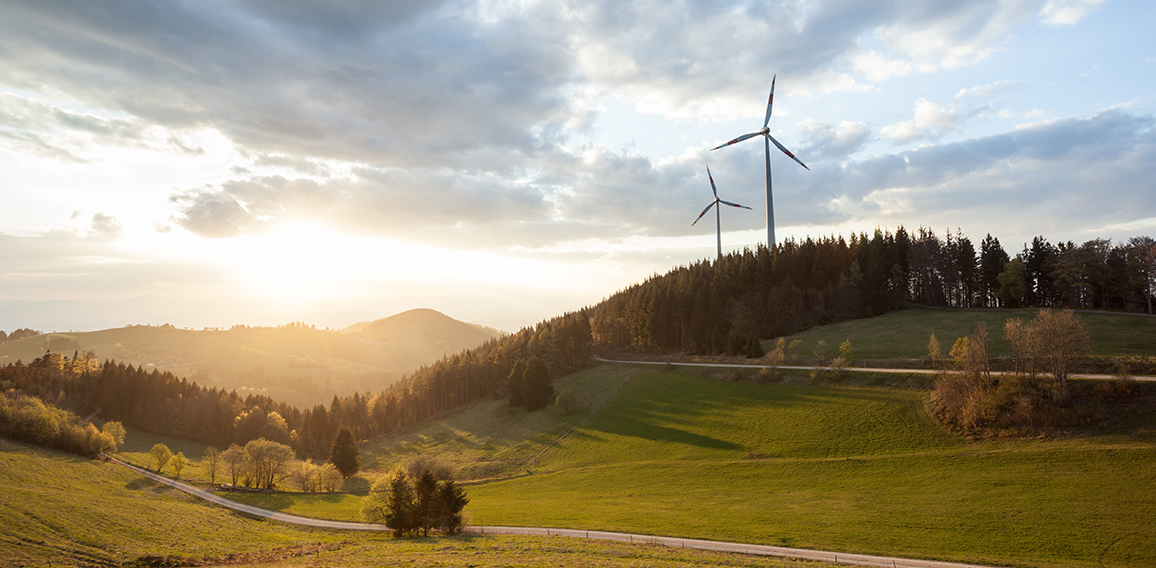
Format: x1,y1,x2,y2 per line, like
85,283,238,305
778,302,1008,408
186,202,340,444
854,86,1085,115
692,165,752,260
711,75,809,253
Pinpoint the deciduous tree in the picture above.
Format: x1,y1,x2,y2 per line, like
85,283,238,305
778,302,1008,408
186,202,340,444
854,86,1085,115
149,443,173,473
101,421,125,452
171,452,188,479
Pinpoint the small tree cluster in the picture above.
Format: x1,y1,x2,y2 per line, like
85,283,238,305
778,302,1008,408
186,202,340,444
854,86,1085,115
930,309,1098,434
0,393,117,457
291,459,344,492
216,438,295,489
362,464,469,537
508,357,554,411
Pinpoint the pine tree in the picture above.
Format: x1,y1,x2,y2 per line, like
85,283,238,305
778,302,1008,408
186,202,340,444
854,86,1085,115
522,357,553,411
329,427,360,478
437,480,470,535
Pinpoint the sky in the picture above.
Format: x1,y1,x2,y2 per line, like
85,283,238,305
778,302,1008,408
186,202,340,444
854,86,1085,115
1,0,1153,334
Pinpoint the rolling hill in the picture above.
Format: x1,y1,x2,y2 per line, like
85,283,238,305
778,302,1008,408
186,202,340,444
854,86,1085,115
0,438,840,567
261,360,1156,568
0,309,503,407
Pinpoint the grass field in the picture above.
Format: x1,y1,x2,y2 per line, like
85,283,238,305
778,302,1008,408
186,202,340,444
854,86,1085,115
0,439,829,567
223,362,1156,568
13,308,1156,567
0,438,344,566
769,307,1156,362
465,368,1156,568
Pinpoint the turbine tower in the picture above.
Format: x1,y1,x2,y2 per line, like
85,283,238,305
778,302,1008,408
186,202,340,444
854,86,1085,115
711,75,809,253
692,165,752,260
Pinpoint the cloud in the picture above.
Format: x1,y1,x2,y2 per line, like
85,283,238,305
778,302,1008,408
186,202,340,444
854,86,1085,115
881,99,958,144
797,119,872,162
808,108,1156,236
954,80,1026,101
1038,0,1108,27
89,213,122,238
170,191,253,238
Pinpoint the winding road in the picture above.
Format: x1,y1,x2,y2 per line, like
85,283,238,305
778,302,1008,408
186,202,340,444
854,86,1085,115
106,455,1000,568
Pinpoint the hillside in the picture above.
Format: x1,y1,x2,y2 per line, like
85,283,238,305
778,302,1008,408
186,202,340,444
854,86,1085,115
0,438,347,566
770,307,1156,363
257,362,1156,568
0,439,836,568
0,309,502,407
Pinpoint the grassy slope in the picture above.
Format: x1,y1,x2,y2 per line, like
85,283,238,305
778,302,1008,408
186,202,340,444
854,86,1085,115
0,439,343,567
468,369,1156,568
768,307,1156,361
230,361,1156,568
0,440,824,568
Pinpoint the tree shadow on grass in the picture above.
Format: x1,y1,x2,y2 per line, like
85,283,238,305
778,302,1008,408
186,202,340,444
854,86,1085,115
124,477,157,490
587,413,741,451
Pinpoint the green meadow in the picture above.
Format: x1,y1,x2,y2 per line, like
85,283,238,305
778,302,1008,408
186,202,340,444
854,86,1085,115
0,439,828,567
0,438,344,566
222,361,1156,568
10,309,1156,567
768,307,1156,362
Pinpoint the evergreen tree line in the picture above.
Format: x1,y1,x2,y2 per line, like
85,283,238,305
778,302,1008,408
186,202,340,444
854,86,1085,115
372,311,593,427
590,228,1156,355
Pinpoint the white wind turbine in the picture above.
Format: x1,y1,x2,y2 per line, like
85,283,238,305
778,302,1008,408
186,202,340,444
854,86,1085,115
711,75,809,253
692,165,752,260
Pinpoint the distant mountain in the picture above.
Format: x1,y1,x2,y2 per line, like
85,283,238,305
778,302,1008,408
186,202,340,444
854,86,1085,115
0,309,503,407
346,308,503,347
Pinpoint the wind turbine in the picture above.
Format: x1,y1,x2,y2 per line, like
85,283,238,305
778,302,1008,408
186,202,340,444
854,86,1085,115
711,75,809,253
692,165,752,260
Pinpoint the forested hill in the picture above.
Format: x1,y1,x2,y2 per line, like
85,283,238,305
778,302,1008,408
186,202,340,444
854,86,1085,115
0,310,503,408
591,228,1155,355
383,227,1155,430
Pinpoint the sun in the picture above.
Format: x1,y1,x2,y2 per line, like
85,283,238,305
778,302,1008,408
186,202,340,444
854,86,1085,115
227,221,386,305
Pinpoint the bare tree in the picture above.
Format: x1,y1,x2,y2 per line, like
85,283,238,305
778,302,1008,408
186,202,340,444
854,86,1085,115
1004,318,1037,379
1033,309,1091,401
221,444,247,485
202,447,222,484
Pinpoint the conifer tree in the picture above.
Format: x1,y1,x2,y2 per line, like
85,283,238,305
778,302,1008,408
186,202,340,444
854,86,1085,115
329,427,360,478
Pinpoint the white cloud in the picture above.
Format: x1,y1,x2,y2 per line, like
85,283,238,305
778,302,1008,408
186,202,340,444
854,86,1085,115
798,119,872,161
881,99,958,144
1038,0,1108,27
954,80,1025,101
89,213,122,239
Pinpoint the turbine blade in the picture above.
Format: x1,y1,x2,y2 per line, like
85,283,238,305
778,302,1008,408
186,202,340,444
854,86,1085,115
763,74,776,129
706,165,718,198
768,134,809,170
691,202,717,226
719,199,753,210
710,131,762,151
